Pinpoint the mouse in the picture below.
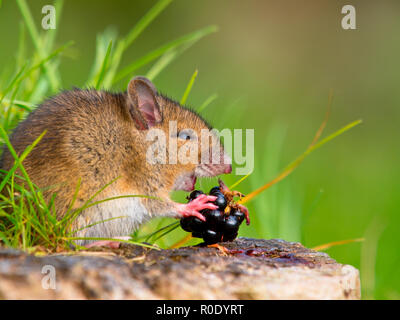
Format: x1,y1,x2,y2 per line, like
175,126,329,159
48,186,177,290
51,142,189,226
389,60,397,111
0,76,232,246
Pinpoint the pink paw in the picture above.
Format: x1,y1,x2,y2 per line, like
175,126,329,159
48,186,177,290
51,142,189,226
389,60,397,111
177,194,218,221
237,204,250,225
85,236,131,249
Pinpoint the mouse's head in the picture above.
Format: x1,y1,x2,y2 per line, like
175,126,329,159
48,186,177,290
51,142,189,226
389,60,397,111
126,76,232,192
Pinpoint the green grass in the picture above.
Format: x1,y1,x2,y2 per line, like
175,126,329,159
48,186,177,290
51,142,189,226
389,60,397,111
0,0,368,293
0,0,218,252
0,0,361,251
0,125,159,251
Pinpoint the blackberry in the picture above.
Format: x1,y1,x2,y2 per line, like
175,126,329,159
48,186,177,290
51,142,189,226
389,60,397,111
230,208,245,223
203,229,223,245
222,231,238,242
208,186,227,210
191,231,203,238
223,215,241,233
214,193,227,211
180,218,193,232
209,186,221,195
204,209,225,229
180,184,247,245
190,217,206,232
179,216,206,233
187,190,204,201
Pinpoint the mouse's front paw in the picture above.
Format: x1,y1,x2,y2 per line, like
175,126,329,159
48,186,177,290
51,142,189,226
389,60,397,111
84,236,131,249
176,194,218,221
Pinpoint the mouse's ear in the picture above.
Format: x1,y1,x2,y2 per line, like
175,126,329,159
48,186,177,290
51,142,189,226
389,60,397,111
126,76,162,130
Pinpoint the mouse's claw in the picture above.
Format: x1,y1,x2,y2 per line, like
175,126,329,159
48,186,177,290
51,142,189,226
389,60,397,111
84,236,131,249
176,194,218,221
237,204,250,225
207,243,229,255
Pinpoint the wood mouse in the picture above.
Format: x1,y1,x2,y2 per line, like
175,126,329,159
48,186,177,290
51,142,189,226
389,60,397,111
0,77,232,246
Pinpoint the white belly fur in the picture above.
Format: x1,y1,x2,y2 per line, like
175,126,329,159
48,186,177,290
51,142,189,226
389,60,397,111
73,195,151,245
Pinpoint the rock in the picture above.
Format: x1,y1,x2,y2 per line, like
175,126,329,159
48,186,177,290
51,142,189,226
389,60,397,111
0,238,360,299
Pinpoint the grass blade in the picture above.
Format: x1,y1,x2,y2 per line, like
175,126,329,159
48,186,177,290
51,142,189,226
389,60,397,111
312,238,365,251
124,0,173,47
229,173,250,190
197,93,218,113
145,48,179,81
16,0,60,91
309,89,333,147
69,216,128,235
0,129,47,195
152,223,180,244
142,221,179,242
145,40,197,81
114,25,217,83
43,0,64,53
180,69,198,105
76,194,160,213
103,0,173,87
2,99,35,112
0,63,27,105
87,28,117,85
15,0,42,53
64,237,160,250
1,42,72,130
16,22,26,70
239,119,362,204
95,40,113,89
169,233,192,249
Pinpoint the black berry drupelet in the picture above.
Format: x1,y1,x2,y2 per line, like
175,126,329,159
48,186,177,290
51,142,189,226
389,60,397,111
179,185,247,245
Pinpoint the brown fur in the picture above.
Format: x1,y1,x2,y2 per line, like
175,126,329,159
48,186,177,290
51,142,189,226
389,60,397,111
0,78,228,240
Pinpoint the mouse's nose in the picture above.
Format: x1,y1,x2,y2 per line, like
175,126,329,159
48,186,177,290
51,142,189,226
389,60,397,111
221,153,232,174
224,164,232,174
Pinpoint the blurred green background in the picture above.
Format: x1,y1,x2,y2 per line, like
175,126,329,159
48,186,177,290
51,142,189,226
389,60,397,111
1,0,399,299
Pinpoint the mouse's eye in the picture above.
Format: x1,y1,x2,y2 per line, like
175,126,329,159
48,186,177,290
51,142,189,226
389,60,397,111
177,129,197,141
